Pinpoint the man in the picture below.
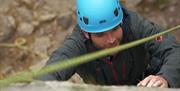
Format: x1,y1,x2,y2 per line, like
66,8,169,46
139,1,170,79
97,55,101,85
37,0,180,88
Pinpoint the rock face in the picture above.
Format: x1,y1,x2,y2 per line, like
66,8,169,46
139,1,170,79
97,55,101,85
0,0,75,79
0,0,180,84
0,14,14,42
125,0,142,9
1,81,180,91
17,22,34,36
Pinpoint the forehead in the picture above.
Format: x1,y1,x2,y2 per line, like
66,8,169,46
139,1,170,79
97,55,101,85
92,24,121,34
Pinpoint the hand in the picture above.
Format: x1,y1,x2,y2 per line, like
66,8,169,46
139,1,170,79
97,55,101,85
137,75,168,88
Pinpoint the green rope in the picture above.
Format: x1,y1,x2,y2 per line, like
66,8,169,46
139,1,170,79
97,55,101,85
0,25,180,88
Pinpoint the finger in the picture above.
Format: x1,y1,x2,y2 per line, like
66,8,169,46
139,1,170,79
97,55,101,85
153,80,162,87
147,76,161,87
147,80,155,87
137,82,141,86
138,76,153,86
160,83,168,88
137,82,142,86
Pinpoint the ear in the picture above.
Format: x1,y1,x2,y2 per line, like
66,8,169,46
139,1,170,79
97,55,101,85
82,31,90,39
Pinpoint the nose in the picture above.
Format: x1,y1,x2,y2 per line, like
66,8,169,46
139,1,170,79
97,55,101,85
107,34,115,44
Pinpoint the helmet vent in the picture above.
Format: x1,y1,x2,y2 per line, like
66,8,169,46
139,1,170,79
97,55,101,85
80,17,82,21
83,17,89,25
99,20,106,24
114,8,118,17
78,11,80,15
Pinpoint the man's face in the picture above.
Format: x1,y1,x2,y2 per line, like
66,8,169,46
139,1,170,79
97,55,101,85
90,25,123,49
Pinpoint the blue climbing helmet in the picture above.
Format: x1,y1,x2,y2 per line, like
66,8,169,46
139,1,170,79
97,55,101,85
77,0,123,33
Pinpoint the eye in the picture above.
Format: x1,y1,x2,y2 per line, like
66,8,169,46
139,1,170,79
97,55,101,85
112,25,119,31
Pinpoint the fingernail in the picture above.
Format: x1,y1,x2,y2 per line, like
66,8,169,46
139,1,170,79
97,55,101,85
137,83,140,86
142,83,146,86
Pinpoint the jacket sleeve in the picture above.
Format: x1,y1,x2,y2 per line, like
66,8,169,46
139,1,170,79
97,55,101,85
36,26,87,81
129,11,180,88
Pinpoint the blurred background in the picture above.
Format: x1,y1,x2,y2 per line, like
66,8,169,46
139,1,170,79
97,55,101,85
0,0,179,82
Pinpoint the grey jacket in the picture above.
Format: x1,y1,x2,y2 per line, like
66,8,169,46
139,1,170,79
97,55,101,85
37,8,180,88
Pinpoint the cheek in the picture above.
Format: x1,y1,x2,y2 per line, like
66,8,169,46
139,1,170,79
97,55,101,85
91,36,106,47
